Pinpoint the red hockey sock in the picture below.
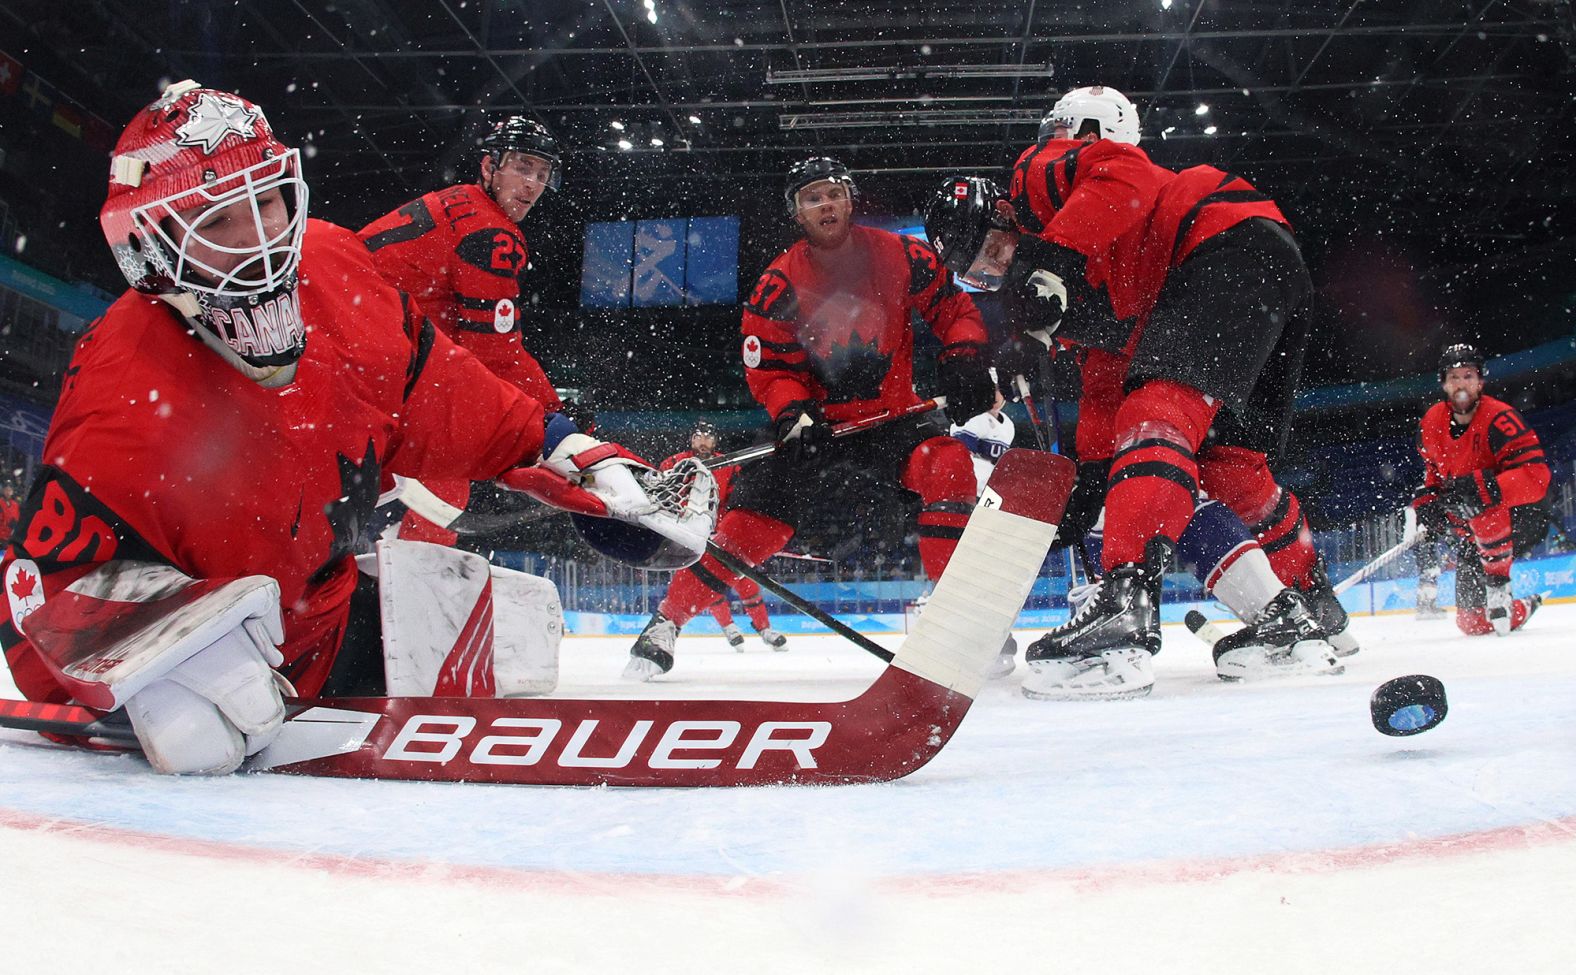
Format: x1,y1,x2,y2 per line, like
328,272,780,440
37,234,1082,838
733,577,772,630
1102,381,1217,569
706,597,735,626
658,509,793,626
902,436,978,580
1471,507,1513,578
1199,446,1315,587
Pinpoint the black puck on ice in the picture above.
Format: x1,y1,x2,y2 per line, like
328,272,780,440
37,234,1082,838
1370,675,1448,737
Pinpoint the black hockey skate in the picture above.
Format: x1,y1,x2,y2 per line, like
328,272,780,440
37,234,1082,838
1299,558,1360,657
1212,588,1342,682
1022,541,1166,701
623,612,676,681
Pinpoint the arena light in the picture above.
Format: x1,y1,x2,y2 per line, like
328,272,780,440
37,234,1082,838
617,138,633,150
1195,103,1210,115
610,120,625,131
780,108,1041,130
1203,125,1218,135
768,63,1053,85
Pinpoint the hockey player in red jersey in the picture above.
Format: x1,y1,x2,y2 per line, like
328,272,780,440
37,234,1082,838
358,116,566,544
654,421,786,651
1410,344,1550,635
927,101,1340,698
0,82,709,776
621,157,996,680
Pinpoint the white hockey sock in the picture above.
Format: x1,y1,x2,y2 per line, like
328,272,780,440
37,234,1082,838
1209,547,1283,622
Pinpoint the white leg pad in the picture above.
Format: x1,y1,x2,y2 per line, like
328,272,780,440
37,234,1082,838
375,540,499,696
489,565,562,697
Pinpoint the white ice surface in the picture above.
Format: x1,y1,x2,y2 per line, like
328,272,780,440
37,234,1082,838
4,606,1575,973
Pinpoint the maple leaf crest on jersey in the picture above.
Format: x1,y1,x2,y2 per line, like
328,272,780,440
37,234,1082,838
5,558,45,633
174,91,264,153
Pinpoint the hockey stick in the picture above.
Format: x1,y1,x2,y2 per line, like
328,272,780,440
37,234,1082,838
1013,375,1051,452
0,450,1075,788
1332,508,1421,595
1183,609,1228,649
703,396,947,469
397,397,951,535
705,543,894,663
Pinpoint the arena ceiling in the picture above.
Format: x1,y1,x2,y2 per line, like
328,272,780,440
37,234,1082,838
10,0,1574,236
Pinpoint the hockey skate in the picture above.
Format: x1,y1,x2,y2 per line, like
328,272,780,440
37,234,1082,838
623,613,676,681
1485,575,1513,636
1212,588,1343,682
1022,544,1165,701
722,623,746,649
1299,558,1359,656
984,634,1018,680
758,627,788,651
1416,569,1446,619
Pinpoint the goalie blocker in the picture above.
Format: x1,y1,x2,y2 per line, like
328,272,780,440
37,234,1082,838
4,450,1074,787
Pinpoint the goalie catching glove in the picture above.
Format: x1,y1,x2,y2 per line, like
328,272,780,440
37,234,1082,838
498,412,718,570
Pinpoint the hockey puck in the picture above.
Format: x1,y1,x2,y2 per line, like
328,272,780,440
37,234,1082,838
1370,674,1448,737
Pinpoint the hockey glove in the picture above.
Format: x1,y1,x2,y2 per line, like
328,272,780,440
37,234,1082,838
937,348,996,424
1442,471,1501,520
992,335,1049,399
774,402,832,467
1051,459,1111,549
1410,484,1449,536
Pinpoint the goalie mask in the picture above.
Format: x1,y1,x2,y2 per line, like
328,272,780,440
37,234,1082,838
1037,85,1141,147
924,176,1015,292
101,81,309,370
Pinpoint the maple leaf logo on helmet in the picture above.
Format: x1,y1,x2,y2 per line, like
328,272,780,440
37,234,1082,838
174,92,264,154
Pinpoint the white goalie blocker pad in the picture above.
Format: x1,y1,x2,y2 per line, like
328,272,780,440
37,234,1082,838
18,561,288,775
357,540,561,698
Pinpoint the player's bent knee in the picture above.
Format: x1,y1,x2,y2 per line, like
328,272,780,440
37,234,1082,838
1114,380,1218,452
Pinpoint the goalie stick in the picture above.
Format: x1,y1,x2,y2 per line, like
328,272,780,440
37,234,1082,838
395,397,950,536
0,449,1073,788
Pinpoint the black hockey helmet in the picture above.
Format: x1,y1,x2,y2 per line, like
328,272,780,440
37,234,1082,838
1438,343,1486,381
784,156,857,216
692,419,719,439
924,175,1011,279
480,116,562,191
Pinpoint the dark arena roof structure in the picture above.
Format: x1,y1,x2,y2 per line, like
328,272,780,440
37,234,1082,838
1,0,1573,419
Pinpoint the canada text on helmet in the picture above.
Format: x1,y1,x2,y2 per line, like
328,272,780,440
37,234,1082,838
1037,85,1141,146
783,157,858,216
480,116,562,191
100,80,309,369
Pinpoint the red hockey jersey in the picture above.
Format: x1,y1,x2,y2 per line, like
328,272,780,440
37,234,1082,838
1418,395,1549,507
1,220,545,702
740,225,987,423
1009,138,1288,328
358,183,562,412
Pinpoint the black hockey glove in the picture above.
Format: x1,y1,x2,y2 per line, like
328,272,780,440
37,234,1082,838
774,403,832,467
937,349,996,425
992,335,1050,400
1410,484,1449,536
1051,459,1111,550
1442,471,1501,521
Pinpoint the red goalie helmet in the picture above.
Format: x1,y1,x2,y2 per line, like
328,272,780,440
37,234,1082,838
100,80,310,369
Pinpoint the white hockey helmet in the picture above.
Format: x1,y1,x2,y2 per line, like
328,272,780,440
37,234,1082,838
1038,86,1141,146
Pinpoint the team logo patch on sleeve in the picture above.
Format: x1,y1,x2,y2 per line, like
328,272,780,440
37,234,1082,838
493,298,517,333
6,559,45,634
742,334,763,369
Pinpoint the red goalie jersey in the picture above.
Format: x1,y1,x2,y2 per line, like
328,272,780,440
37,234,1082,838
740,224,987,424
358,183,562,412
1,221,545,702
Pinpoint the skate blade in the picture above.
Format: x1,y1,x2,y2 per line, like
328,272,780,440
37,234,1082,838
1021,682,1153,702
621,656,667,682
